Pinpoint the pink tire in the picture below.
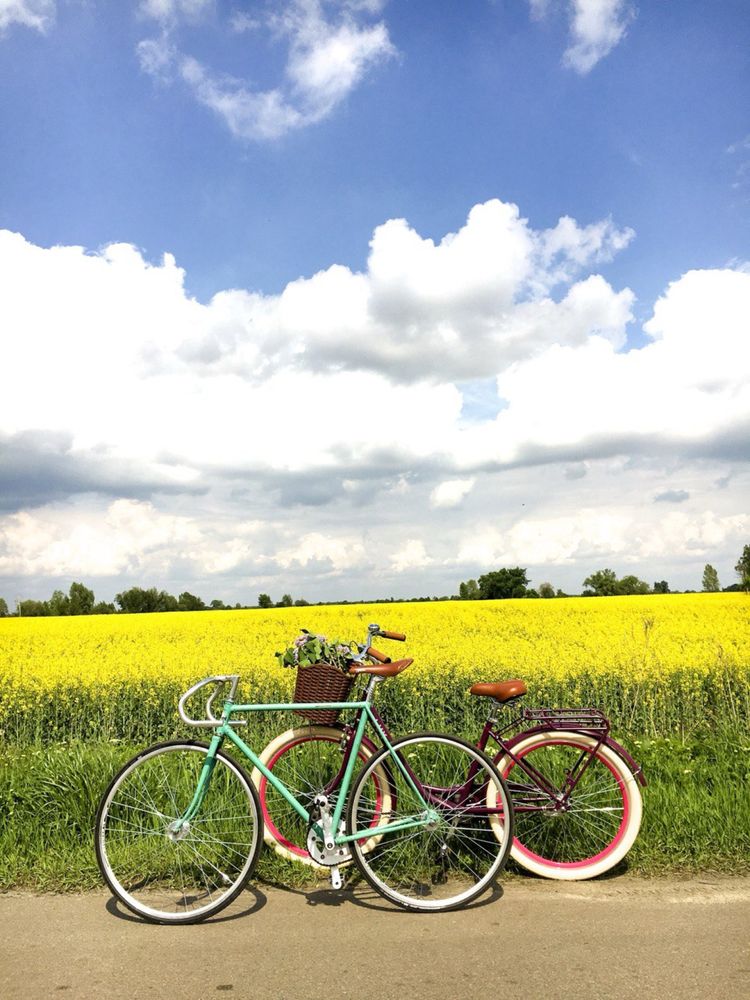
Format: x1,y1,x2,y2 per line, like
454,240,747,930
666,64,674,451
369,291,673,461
493,730,642,880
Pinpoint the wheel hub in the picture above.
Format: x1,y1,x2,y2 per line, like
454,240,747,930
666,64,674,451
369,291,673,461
166,819,191,842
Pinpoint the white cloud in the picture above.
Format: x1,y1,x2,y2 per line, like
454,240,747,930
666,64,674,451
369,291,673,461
1,199,749,596
0,0,55,33
527,1,634,74
0,500,202,577
455,510,750,569
178,57,305,141
136,33,177,79
562,0,634,74
172,199,632,382
391,539,431,573
430,479,476,509
2,211,748,491
138,0,396,141
280,0,396,121
274,531,367,572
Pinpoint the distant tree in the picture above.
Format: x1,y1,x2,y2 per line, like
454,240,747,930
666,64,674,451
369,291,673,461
178,591,206,611
458,579,480,600
582,569,619,597
0,597,9,617
722,583,742,593
735,544,750,591
18,599,49,617
653,580,670,594
538,582,555,599
210,599,227,610
277,593,293,608
160,591,179,612
478,568,529,600
48,589,71,616
617,575,650,596
556,588,568,598
525,588,540,598
116,586,178,613
701,565,720,593
258,594,273,609
92,601,115,614
69,581,95,615
294,598,310,606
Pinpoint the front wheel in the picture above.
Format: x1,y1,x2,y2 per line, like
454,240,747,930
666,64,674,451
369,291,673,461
495,731,643,880
95,740,263,923
347,733,513,912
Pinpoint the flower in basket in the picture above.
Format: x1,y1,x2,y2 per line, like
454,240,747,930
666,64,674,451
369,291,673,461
274,629,358,674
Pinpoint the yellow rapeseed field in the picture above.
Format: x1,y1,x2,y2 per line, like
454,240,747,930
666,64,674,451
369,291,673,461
1,593,748,741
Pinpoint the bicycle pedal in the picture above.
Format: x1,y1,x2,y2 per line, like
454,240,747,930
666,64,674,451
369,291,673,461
330,866,343,890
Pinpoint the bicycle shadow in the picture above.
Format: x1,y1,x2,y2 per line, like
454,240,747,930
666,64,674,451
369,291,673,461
266,873,505,914
104,885,268,925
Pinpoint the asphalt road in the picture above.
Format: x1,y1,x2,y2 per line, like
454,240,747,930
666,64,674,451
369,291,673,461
2,876,749,1000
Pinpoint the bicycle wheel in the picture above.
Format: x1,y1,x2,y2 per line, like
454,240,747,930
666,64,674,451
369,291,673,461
347,733,513,912
494,731,642,880
95,740,262,923
252,726,393,868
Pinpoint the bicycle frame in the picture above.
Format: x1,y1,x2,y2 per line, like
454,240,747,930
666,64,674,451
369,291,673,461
177,696,440,847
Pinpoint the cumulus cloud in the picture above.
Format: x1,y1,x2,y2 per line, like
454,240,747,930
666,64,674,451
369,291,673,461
144,200,633,383
0,0,55,33
455,509,750,569
138,0,396,141
430,479,475,509
0,500,202,577
1,207,749,514
1,198,749,596
391,539,431,573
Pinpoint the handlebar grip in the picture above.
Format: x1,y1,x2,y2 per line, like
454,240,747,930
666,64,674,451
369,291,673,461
366,646,392,663
380,630,406,641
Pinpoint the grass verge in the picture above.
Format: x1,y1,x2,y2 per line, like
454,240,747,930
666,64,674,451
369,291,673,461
0,730,747,891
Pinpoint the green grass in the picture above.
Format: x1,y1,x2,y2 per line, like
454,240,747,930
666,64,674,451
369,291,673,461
0,730,747,891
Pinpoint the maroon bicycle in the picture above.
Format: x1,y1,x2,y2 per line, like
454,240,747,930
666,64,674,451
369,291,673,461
253,625,645,881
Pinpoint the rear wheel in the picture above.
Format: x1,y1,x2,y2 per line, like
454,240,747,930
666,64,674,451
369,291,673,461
95,740,262,923
348,733,513,911
495,731,642,880
252,726,392,868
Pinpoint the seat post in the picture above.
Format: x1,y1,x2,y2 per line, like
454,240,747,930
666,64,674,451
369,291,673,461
486,699,502,724
363,676,379,702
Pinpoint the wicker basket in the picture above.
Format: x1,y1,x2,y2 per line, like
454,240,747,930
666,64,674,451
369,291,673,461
293,662,355,724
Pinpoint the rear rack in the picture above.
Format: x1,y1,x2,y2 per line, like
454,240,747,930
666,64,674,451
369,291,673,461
521,707,610,734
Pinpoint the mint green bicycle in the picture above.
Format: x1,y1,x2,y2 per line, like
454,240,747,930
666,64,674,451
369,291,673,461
95,654,514,923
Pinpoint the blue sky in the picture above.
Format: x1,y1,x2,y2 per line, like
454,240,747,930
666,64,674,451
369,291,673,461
0,1,749,605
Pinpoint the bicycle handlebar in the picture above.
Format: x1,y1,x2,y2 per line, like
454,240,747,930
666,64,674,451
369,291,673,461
178,675,246,728
365,646,392,663
379,630,406,641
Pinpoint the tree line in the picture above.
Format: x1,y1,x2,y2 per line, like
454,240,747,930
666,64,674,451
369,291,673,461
1,544,748,617
0,583,247,618
456,544,750,600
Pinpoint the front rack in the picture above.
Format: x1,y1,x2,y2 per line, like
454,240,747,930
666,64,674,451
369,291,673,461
521,707,610,734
